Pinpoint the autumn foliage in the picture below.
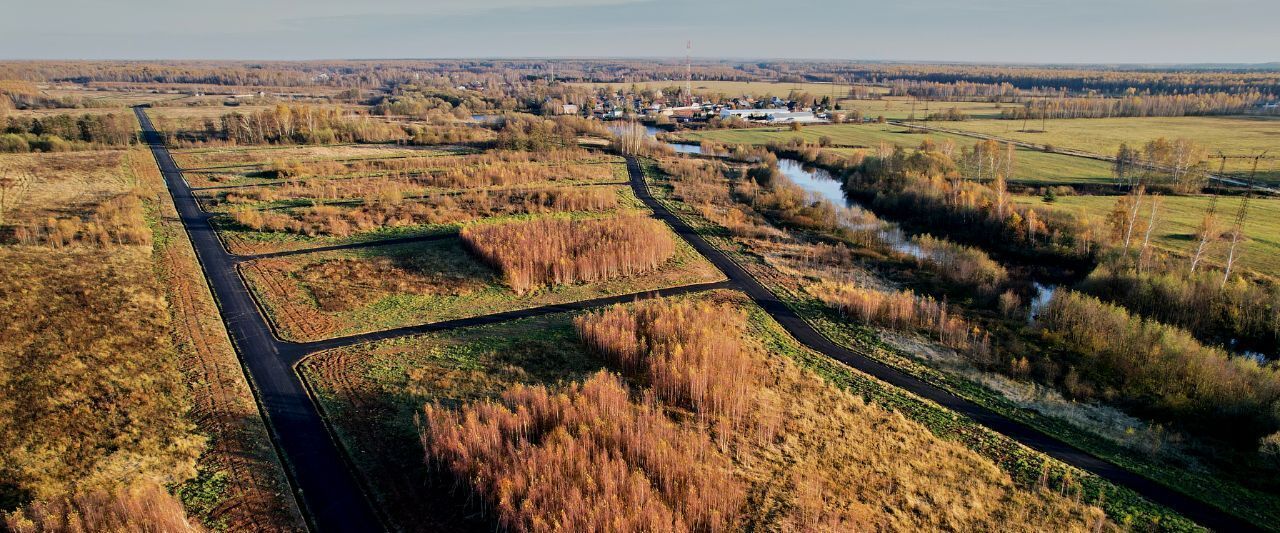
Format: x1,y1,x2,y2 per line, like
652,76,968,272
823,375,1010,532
1038,289,1280,437
419,371,744,532
575,300,761,426
460,215,675,294
809,281,991,356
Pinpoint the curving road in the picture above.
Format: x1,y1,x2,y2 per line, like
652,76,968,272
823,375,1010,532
623,156,1258,532
138,102,1252,531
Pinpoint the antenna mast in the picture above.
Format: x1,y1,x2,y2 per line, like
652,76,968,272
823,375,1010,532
685,40,693,106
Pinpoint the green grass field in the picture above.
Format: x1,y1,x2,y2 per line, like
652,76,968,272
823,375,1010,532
677,123,1116,185
936,116,1280,183
837,97,1012,120
1014,193,1280,277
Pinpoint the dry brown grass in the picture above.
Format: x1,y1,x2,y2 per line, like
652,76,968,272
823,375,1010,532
461,215,676,294
5,480,205,533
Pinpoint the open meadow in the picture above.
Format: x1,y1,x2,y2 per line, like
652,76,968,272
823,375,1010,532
937,116,1280,182
1014,193,1280,278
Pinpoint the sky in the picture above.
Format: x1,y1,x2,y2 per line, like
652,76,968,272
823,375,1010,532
2,0,1277,64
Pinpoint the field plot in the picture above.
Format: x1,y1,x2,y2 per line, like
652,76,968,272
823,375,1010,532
240,220,722,341
679,123,1114,185
212,183,637,255
174,144,456,187
0,148,302,530
940,116,1280,183
837,96,1012,120
300,291,1106,532
1014,193,1280,277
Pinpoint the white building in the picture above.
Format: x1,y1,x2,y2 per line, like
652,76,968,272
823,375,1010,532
720,108,790,120
765,111,823,124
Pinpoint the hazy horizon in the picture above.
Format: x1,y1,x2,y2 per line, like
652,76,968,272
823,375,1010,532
3,0,1276,64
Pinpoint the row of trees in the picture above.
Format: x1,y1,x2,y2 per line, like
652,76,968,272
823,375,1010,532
775,140,1101,260
460,215,675,294
999,92,1275,120
1112,139,1209,191
1,113,137,152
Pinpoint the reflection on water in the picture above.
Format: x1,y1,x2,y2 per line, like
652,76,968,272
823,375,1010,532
1028,282,1058,323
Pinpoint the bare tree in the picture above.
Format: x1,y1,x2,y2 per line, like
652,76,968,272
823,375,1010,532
1122,185,1146,251
1188,195,1219,275
1139,195,1162,271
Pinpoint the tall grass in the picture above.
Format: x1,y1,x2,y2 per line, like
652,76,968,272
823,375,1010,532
460,215,675,294
4,481,203,533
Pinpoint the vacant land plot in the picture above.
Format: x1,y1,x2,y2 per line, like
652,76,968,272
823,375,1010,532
0,150,146,226
240,227,722,341
941,116,1280,182
678,123,1115,185
0,147,301,530
301,291,1107,532
212,185,638,255
1014,193,1280,277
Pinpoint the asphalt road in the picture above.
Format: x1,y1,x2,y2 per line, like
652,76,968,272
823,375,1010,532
135,100,1252,532
137,108,394,532
623,156,1257,532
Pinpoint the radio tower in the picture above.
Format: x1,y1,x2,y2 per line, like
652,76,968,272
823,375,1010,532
685,40,693,106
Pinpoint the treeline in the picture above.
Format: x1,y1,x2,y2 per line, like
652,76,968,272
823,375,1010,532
230,186,617,237
210,105,404,145
1038,290,1280,439
999,91,1274,119
2,113,137,152
460,215,675,294
494,114,610,152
